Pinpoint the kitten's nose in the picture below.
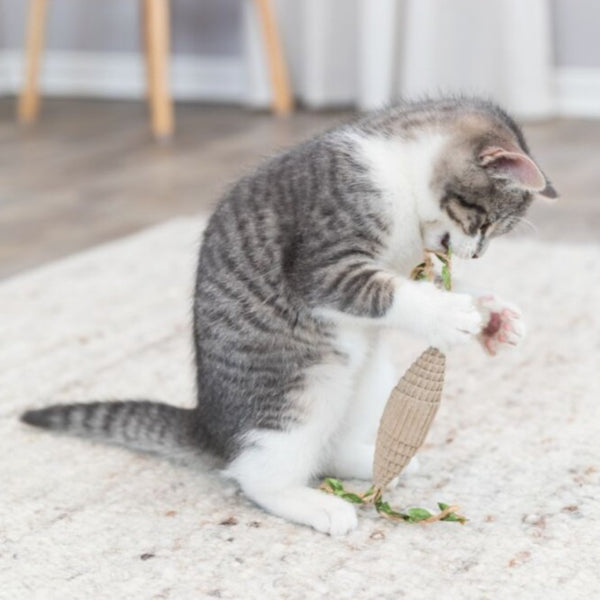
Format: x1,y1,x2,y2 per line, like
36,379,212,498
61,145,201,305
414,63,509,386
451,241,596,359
441,233,450,251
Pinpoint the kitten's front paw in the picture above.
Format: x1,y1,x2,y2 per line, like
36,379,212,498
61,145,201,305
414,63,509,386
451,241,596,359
476,295,525,356
423,290,483,352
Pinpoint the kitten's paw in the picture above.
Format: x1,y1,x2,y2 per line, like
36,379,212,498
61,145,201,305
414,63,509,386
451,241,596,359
243,485,358,536
476,295,526,356
423,290,483,352
310,493,359,536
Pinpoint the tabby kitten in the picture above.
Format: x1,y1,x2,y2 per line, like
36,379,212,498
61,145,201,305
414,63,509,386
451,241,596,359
22,97,555,535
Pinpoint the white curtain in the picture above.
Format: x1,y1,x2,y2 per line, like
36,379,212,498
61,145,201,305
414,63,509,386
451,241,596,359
244,0,556,119
400,0,555,118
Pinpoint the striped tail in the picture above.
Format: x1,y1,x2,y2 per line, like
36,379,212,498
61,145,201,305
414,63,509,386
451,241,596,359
21,401,201,455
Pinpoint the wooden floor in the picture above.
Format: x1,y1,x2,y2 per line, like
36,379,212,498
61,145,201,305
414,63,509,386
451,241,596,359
0,98,598,279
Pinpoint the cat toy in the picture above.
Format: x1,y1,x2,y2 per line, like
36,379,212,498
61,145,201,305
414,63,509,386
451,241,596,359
322,251,467,524
372,253,449,497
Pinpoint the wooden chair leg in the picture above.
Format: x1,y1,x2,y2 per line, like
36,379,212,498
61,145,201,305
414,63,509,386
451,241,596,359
253,0,293,115
142,0,174,139
18,0,48,124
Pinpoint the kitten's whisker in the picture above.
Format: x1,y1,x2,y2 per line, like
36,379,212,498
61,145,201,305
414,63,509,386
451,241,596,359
516,217,537,232
510,216,538,235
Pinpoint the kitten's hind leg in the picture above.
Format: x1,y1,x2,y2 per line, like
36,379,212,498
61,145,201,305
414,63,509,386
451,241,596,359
224,428,358,536
327,331,398,481
328,440,376,481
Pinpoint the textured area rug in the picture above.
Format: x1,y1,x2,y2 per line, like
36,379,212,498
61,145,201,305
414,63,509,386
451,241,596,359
1,218,599,599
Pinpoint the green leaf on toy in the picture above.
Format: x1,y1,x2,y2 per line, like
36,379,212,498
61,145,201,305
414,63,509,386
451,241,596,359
340,492,367,504
320,478,467,525
407,507,433,521
441,262,452,291
324,477,343,493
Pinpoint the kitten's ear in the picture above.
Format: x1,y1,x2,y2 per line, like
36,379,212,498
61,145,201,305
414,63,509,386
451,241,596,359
479,146,556,197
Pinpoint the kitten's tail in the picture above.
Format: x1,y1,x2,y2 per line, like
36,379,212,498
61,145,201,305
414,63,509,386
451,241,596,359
21,401,205,455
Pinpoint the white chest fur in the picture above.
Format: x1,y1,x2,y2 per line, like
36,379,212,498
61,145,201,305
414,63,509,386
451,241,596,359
351,131,448,276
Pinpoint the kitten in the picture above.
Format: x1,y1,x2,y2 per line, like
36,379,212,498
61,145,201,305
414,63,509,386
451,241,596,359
22,97,555,535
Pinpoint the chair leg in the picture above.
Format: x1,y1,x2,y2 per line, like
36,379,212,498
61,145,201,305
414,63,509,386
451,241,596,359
142,0,174,139
18,0,48,124
253,0,293,115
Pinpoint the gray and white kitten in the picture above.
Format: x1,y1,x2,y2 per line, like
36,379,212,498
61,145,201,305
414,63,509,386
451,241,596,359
22,97,555,535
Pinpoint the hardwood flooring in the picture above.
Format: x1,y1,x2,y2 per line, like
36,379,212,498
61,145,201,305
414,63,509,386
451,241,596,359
0,98,598,279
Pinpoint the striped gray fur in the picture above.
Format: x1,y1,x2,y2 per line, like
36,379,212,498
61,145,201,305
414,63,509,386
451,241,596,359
21,402,200,454
21,96,555,463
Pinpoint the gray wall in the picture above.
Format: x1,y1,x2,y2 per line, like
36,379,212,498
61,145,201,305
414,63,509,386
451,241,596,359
0,0,242,56
1,0,599,67
552,0,600,67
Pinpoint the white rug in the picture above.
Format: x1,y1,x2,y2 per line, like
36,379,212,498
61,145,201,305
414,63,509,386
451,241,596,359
1,217,599,599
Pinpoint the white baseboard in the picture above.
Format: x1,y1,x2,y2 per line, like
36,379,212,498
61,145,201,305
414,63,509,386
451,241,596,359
2,51,600,118
556,67,600,118
0,50,247,103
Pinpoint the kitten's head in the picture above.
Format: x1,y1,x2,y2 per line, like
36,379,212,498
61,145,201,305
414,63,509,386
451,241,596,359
421,111,556,259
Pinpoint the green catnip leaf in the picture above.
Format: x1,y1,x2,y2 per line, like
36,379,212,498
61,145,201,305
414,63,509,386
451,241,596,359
324,478,344,492
407,507,433,521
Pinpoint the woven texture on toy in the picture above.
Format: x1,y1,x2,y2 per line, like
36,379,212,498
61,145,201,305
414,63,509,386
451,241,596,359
372,346,446,491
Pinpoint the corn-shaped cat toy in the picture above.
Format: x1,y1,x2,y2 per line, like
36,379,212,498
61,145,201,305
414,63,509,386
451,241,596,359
372,346,446,492
372,253,450,495
323,252,466,523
